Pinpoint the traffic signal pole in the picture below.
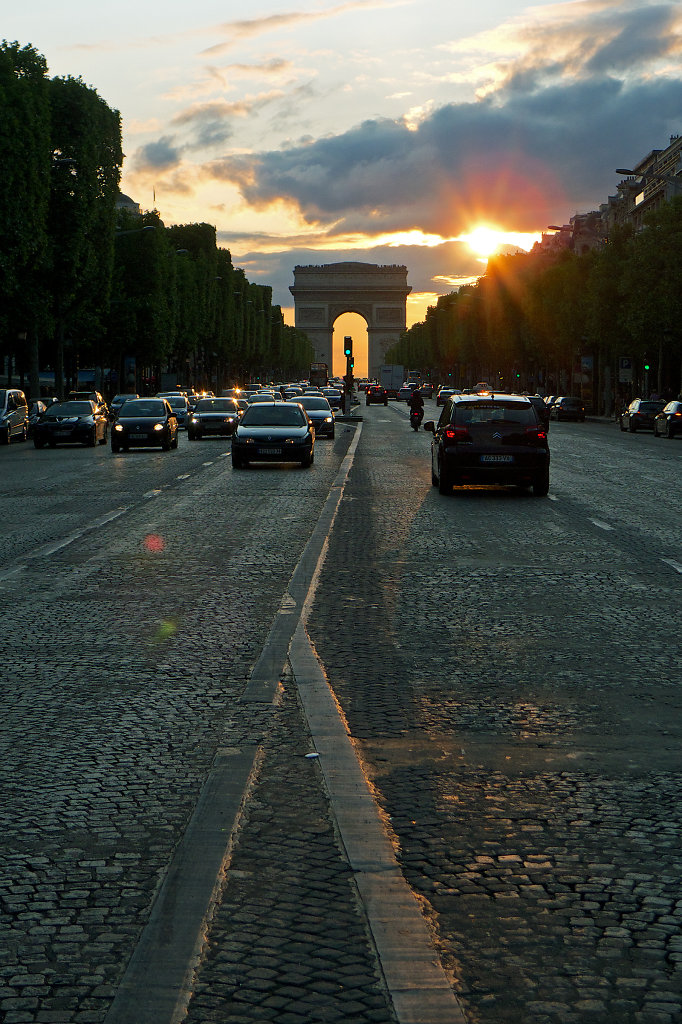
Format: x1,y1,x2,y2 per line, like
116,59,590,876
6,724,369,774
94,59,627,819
343,336,354,414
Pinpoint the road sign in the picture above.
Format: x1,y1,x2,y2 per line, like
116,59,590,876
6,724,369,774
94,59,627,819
618,357,633,384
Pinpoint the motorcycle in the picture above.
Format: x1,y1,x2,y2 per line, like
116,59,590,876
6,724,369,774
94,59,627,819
409,406,424,431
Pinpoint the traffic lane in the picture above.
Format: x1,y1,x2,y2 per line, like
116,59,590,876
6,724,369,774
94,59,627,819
0,430,250,567
0,426,356,1021
307,404,682,1023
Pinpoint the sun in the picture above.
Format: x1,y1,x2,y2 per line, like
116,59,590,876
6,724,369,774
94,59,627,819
457,225,543,259
459,226,510,258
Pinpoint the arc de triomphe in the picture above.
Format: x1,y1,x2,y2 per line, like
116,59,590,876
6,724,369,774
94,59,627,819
289,262,411,379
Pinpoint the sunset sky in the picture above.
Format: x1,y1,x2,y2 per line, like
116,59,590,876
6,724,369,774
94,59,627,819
5,0,682,371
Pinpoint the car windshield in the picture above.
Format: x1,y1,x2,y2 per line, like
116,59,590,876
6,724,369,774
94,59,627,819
167,397,186,407
242,405,306,426
120,400,166,417
456,402,535,425
195,399,237,413
298,398,330,411
44,402,92,418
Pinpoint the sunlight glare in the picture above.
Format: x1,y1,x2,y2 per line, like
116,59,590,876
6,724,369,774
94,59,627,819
457,225,542,258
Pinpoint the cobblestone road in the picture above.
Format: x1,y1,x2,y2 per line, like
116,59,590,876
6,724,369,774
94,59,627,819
2,407,682,1024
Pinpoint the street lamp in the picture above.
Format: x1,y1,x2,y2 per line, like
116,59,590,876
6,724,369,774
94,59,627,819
616,167,682,194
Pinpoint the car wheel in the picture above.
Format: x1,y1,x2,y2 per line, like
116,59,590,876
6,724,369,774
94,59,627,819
87,427,97,447
668,423,675,439
48,438,56,448
188,430,196,440
383,399,388,406
620,419,626,431
330,429,335,440
366,400,370,406
301,452,313,468
438,458,451,494
34,438,44,449
431,465,438,486
171,433,178,449
111,443,120,453
532,471,550,497
162,437,171,451
628,422,636,433
231,455,244,468
1,428,10,445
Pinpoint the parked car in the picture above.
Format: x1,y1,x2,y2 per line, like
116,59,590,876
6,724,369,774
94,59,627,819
424,392,550,496
620,398,665,432
366,384,388,406
550,396,585,422
0,388,29,444
231,401,314,468
653,401,682,439
188,397,241,439
294,395,335,438
111,398,178,452
33,400,108,448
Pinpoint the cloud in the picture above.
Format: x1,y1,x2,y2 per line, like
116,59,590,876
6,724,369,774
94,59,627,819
170,93,283,150
201,0,412,56
133,136,182,172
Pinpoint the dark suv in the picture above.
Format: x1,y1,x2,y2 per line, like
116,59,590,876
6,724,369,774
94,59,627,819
424,393,550,496
366,384,388,406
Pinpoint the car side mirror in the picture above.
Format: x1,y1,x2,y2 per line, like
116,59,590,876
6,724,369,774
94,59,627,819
423,420,435,433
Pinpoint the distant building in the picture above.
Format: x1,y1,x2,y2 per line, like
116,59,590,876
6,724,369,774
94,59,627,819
604,134,682,233
115,193,141,216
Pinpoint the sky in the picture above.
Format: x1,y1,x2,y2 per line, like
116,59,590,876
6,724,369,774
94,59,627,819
5,0,682,373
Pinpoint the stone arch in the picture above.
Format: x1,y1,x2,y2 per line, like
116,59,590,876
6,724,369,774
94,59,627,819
290,262,411,379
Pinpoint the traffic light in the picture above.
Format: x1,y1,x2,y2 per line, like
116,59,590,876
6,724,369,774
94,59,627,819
350,357,354,369
644,362,650,371
343,336,352,358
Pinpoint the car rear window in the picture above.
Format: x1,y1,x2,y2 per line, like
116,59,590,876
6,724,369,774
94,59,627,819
455,401,535,425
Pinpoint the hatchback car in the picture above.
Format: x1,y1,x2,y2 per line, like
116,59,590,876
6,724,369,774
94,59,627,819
436,387,457,407
294,395,335,438
231,401,314,468
164,394,190,428
188,397,241,439
34,400,108,448
425,393,550,496
653,401,682,439
366,384,388,406
111,398,178,452
620,398,665,432
109,393,139,419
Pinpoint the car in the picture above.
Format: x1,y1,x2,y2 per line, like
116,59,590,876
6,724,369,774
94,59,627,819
111,398,178,452
653,401,682,439
420,383,434,398
27,400,48,437
0,388,29,443
525,395,551,431
33,400,109,448
163,394,190,428
366,384,388,406
231,400,314,468
436,387,456,407
294,395,335,438
188,397,241,439
424,392,550,496
109,393,139,419
550,396,585,422
322,387,342,410
620,398,665,432
397,385,414,402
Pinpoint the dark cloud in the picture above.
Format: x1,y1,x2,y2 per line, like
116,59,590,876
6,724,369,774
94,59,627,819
584,4,680,73
206,71,682,237
133,136,182,172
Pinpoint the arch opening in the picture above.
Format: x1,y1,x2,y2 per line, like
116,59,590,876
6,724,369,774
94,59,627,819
333,312,368,378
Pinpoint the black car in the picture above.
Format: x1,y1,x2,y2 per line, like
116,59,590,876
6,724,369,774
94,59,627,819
188,397,241,440
436,387,457,407
653,401,682,439
525,395,551,431
550,396,585,422
424,393,550,496
366,384,388,406
620,398,665,432
33,400,109,448
109,393,139,419
111,398,178,452
231,401,314,468
294,395,335,438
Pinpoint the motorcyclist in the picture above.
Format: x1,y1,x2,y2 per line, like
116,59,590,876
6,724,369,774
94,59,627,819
407,386,424,426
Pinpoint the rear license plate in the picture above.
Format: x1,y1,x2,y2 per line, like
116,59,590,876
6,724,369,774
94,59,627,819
260,447,282,455
480,454,514,463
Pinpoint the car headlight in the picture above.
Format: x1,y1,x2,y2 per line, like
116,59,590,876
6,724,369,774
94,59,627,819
153,423,164,431
191,416,199,423
324,416,332,423
114,423,124,432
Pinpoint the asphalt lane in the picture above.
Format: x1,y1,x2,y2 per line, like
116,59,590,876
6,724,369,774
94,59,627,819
306,400,682,1023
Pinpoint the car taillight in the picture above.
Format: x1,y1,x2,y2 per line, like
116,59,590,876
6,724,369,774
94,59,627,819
526,426,547,441
445,426,470,441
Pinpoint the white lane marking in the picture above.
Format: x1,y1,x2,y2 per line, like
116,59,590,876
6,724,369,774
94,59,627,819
589,518,614,531
202,461,214,467
143,489,163,499
0,565,26,582
27,508,131,558
662,558,682,574
548,494,558,501
176,474,191,480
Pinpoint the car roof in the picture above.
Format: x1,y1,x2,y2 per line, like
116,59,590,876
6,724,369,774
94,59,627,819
451,392,532,404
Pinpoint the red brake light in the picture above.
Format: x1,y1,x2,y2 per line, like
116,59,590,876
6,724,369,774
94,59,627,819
526,426,547,441
445,426,470,440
